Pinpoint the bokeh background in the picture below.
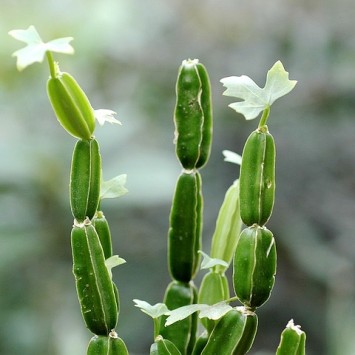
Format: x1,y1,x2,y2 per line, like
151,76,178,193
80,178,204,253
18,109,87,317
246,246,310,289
1,1,355,354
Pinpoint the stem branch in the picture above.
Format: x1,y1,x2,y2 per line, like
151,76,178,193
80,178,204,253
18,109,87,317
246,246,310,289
46,51,56,79
226,295,239,303
258,106,270,128
153,318,160,340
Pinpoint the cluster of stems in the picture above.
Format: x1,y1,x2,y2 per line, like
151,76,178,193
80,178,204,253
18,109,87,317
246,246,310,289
152,60,306,355
155,59,212,354
46,54,129,354
10,27,306,354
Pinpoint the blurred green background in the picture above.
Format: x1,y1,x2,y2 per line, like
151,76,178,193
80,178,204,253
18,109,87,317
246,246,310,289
1,1,355,354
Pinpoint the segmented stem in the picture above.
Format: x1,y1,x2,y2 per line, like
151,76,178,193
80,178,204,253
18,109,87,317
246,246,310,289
46,51,57,79
258,106,270,129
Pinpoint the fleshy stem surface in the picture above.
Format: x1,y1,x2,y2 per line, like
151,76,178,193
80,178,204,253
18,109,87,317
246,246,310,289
258,107,270,129
225,295,239,304
46,51,57,79
153,318,160,340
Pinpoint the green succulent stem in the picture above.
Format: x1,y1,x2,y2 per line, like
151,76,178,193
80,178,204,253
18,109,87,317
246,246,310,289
154,318,160,340
225,295,239,304
46,51,57,79
258,106,270,129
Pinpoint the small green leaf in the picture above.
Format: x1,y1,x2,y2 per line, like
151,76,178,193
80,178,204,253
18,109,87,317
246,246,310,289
220,61,297,120
94,109,122,126
222,150,242,165
100,174,128,200
198,251,229,270
263,62,297,106
164,304,209,326
9,25,43,44
164,302,233,326
198,302,232,320
105,255,126,279
9,25,74,71
45,38,75,54
133,299,169,319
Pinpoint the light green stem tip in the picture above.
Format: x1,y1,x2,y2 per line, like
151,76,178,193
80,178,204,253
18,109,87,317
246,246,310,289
153,318,160,340
46,51,59,79
258,106,270,128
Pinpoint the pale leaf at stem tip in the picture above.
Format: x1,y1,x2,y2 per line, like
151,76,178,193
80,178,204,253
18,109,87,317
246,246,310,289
164,304,209,326
133,299,169,319
9,25,74,71
105,255,126,279
100,174,128,200
198,250,229,270
164,302,233,326
94,109,122,126
220,60,297,120
222,150,242,165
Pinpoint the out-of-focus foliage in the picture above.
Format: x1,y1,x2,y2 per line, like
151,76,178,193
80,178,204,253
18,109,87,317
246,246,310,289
1,1,355,354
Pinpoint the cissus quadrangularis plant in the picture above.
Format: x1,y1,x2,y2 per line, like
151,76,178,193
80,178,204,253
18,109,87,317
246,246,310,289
10,26,306,355
10,25,128,354
135,60,306,354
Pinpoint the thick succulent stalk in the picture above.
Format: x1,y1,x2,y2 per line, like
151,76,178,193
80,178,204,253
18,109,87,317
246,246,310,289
200,307,258,355
158,59,213,355
276,320,306,355
196,106,278,354
71,219,118,335
197,179,242,337
200,117,276,354
46,51,127,353
239,126,275,227
70,139,102,222
67,124,126,352
87,331,129,355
